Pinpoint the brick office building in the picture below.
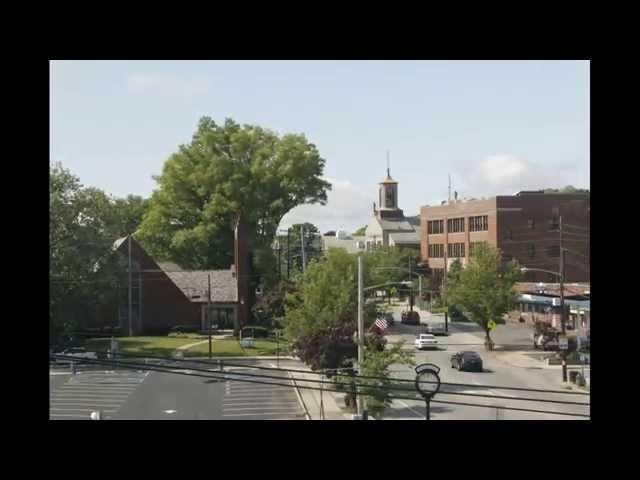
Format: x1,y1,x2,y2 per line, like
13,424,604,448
420,191,590,286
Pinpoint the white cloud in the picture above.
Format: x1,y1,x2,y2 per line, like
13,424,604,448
453,154,589,199
126,73,212,98
279,177,372,234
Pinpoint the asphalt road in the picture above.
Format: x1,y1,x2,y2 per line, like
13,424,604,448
50,359,306,420
382,307,590,420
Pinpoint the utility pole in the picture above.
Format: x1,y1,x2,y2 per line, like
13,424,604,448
409,257,414,312
277,239,281,280
128,235,133,337
208,273,212,360
559,216,568,382
287,228,290,281
357,255,364,418
300,225,307,274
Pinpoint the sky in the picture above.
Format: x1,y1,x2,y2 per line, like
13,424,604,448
50,60,590,234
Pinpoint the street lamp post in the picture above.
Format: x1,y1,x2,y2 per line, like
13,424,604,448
355,262,415,419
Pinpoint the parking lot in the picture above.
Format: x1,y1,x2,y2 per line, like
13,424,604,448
50,369,149,420
221,367,306,420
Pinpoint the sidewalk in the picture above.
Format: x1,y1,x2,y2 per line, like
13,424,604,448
286,366,350,420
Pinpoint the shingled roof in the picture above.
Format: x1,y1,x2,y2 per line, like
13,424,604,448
388,231,420,245
162,268,237,303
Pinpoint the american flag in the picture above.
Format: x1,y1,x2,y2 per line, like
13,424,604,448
374,317,388,332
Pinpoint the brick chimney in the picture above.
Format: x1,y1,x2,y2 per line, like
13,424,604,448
234,214,250,333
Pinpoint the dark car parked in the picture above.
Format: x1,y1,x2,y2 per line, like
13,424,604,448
401,310,420,325
384,312,395,326
451,351,483,372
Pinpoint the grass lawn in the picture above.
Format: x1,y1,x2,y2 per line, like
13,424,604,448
83,336,199,357
185,337,291,357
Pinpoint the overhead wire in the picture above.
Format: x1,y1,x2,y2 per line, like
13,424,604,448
50,354,590,417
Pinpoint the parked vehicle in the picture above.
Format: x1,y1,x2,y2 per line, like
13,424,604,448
424,322,446,335
385,312,395,326
414,333,438,350
533,330,560,351
401,310,420,325
51,347,97,365
532,322,560,351
450,351,483,372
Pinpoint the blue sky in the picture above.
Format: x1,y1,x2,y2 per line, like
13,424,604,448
50,60,590,233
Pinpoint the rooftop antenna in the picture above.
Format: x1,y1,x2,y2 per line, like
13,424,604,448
386,150,390,177
448,174,452,202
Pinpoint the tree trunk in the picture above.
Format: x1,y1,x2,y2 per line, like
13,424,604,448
484,329,494,351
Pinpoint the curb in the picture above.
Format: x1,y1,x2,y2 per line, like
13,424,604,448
179,356,298,361
288,371,312,420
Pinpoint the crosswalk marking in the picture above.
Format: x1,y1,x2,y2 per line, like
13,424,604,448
50,369,148,420
222,368,305,420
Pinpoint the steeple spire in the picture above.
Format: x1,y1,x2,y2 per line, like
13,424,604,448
386,150,390,177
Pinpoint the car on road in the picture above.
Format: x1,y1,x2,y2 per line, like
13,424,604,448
414,333,438,350
402,310,420,325
450,351,483,372
50,347,97,365
385,312,395,327
424,322,447,335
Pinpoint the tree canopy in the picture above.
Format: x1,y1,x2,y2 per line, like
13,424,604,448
543,185,590,194
353,226,367,236
136,117,331,271
50,163,149,340
444,243,522,349
283,246,420,372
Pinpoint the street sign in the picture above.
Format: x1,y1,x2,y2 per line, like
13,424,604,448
487,320,497,330
559,337,569,350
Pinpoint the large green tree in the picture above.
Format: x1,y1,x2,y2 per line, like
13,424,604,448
136,117,331,272
50,163,149,342
359,339,414,418
444,243,522,350
283,249,377,372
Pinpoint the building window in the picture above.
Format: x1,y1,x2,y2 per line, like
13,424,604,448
469,215,489,232
528,218,535,230
447,217,465,233
447,243,465,258
428,220,444,234
528,244,536,258
546,245,560,258
428,244,444,258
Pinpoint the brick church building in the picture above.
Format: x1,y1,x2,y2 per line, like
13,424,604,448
94,216,251,335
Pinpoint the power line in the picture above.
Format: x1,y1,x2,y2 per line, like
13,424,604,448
50,354,589,417
62,350,589,396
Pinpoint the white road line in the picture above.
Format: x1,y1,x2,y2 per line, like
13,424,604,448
53,389,132,394
224,408,302,413
50,408,117,412
51,394,129,400
223,400,300,406
222,412,303,417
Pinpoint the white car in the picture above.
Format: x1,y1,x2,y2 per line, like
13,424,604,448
414,334,439,350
